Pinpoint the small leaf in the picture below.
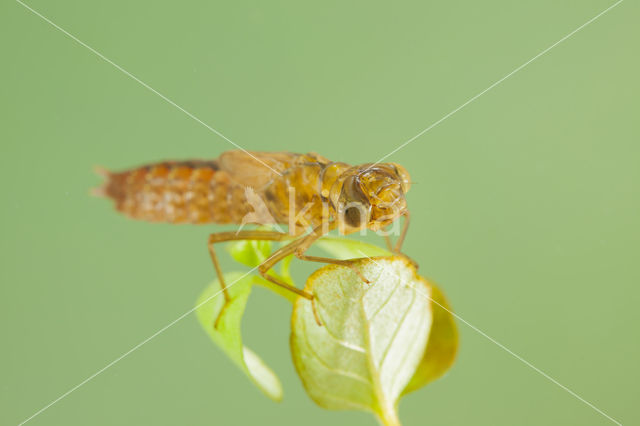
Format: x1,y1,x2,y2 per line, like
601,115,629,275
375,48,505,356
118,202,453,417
316,236,391,259
403,281,458,394
196,272,283,401
291,257,432,425
229,239,272,268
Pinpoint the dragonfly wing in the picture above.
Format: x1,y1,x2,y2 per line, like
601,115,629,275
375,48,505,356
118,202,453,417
218,150,299,188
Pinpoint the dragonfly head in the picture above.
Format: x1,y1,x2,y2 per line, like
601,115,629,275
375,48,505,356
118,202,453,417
328,163,411,234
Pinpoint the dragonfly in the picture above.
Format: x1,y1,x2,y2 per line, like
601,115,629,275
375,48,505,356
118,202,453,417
94,150,412,322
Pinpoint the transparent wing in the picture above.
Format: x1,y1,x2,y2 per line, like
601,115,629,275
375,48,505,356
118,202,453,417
218,150,300,188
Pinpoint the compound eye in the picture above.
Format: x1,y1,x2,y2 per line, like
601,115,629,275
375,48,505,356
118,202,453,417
345,207,359,227
389,163,411,193
342,202,371,229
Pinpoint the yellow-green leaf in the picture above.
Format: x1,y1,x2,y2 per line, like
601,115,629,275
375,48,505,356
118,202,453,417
403,281,458,394
228,239,272,268
196,272,283,401
291,257,432,425
316,237,459,394
316,236,391,260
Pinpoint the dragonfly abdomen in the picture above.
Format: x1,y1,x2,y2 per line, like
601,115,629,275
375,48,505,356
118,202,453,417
95,161,251,224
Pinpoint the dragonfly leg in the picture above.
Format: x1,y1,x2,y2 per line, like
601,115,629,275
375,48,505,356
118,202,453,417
394,210,410,253
294,253,372,284
207,230,295,328
257,224,337,325
256,232,321,299
283,224,370,284
379,211,409,253
383,234,394,252
392,211,419,269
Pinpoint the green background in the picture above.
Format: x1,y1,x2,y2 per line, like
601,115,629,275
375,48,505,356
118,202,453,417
1,0,638,425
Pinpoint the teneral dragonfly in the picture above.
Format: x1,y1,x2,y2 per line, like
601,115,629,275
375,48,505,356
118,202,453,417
94,150,412,321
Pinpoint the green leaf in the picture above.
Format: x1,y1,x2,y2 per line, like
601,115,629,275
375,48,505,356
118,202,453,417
403,280,458,394
229,239,272,268
227,234,300,303
291,256,432,426
317,237,459,393
196,272,283,401
316,236,391,259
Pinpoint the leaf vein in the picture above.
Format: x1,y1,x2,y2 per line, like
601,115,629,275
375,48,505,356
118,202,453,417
367,269,402,321
301,316,372,385
316,301,366,353
378,288,417,369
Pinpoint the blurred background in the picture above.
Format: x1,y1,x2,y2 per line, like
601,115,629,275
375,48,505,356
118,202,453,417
1,0,638,425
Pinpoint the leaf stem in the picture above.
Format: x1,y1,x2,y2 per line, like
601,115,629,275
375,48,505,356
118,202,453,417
375,405,402,426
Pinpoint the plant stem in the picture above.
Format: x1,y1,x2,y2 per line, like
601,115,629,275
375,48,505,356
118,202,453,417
375,405,402,426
